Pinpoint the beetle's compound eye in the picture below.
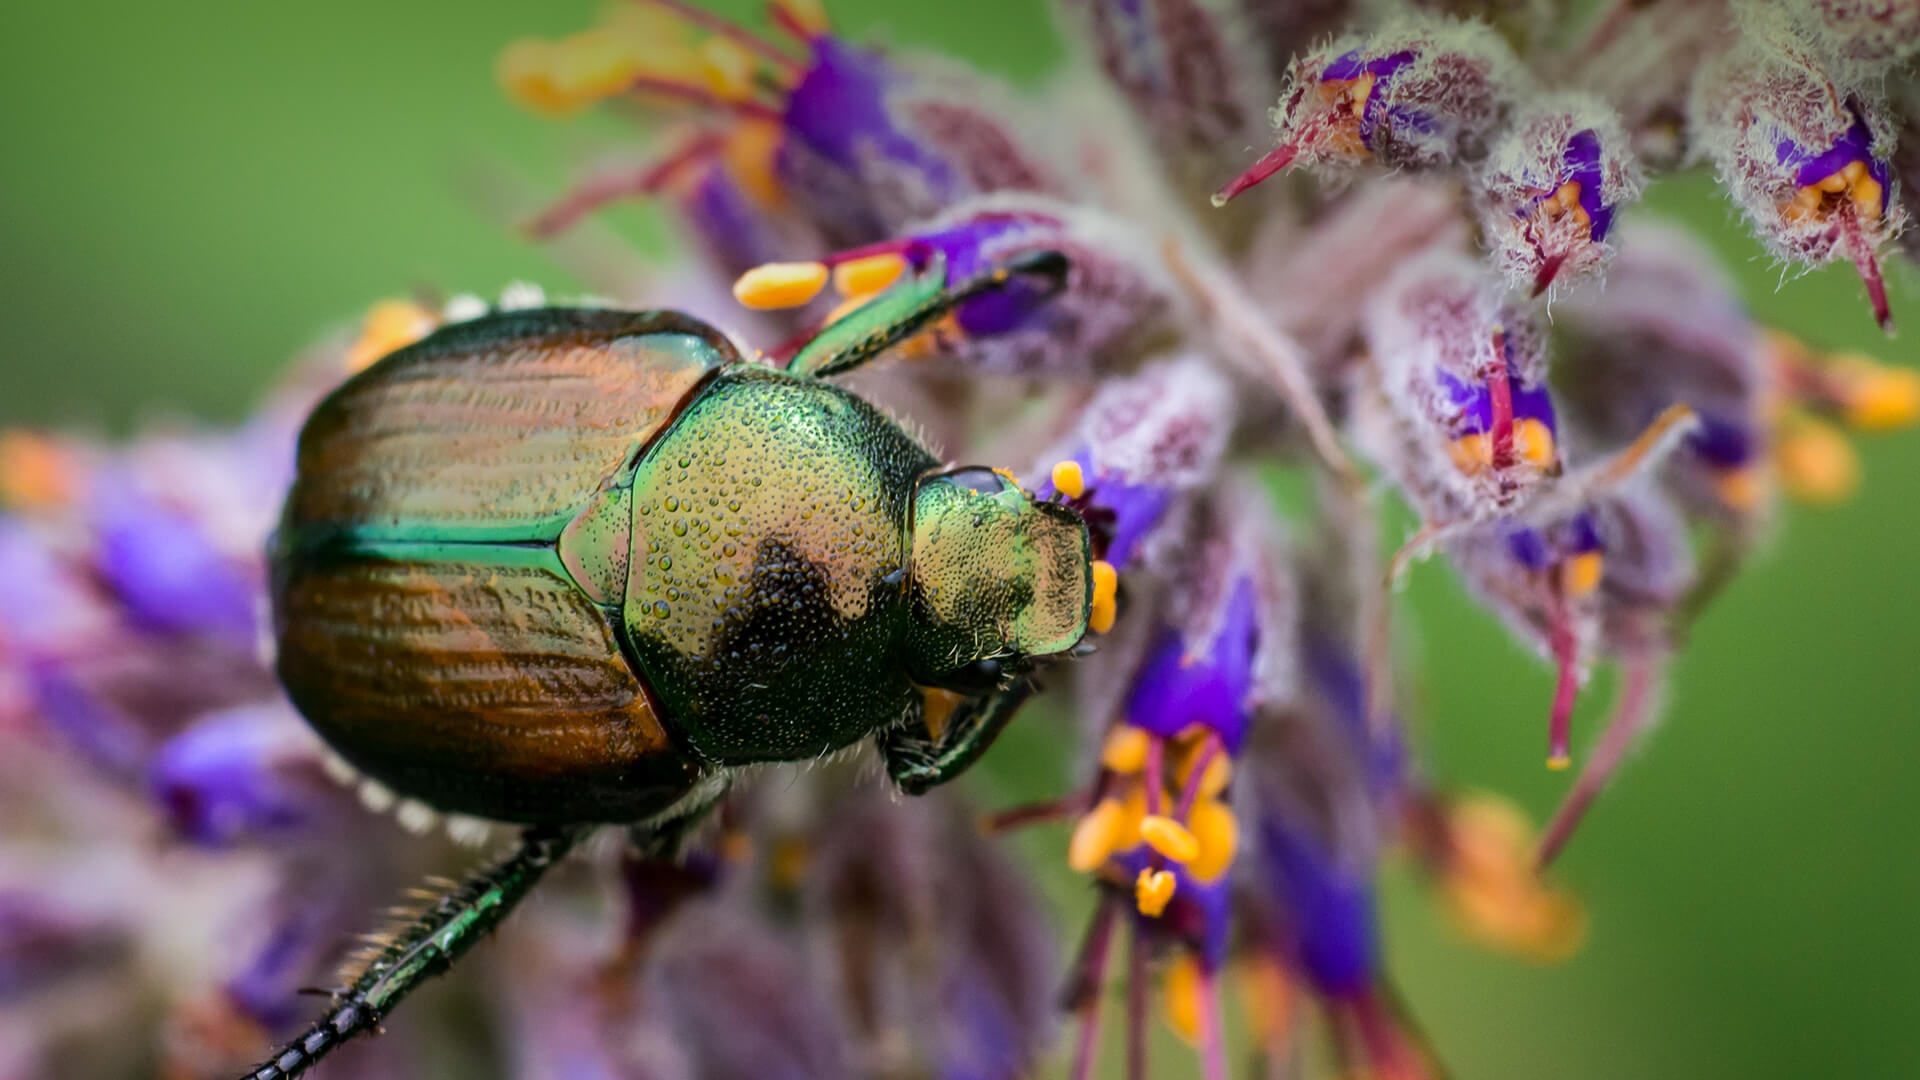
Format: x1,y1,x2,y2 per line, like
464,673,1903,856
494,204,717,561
901,470,1093,689
937,466,1011,495
939,657,1006,696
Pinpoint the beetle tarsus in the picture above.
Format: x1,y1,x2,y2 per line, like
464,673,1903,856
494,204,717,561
236,825,584,1080
883,678,1039,794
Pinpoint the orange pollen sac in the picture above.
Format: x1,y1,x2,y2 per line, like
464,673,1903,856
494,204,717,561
346,300,438,374
1783,160,1883,225
0,430,77,509
1535,179,1592,233
1136,867,1177,917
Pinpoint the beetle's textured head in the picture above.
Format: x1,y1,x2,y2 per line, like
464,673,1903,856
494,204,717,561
902,467,1092,690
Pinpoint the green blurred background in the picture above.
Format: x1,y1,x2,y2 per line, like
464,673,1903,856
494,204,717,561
4,2,1918,1077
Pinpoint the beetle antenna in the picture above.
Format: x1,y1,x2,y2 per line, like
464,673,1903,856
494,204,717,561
236,825,585,1080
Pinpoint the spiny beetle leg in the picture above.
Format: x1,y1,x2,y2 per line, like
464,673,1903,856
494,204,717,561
882,678,1039,796
786,249,1071,379
237,825,585,1080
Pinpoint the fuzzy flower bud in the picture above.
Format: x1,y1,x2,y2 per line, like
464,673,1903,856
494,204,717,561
1213,12,1525,203
1555,220,1773,524
1351,251,1559,525
1474,93,1644,296
1447,491,1693,770
1689,35,1906,330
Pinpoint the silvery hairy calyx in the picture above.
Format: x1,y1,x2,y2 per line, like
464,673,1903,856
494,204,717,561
2,1,1916,1077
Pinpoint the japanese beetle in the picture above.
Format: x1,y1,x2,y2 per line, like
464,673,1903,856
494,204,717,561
245,252,1101,1079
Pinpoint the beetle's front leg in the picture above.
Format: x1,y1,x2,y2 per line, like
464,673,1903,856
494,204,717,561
881,680,1038,795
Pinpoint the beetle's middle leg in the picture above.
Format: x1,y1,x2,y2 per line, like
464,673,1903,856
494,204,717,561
881,679,1039,795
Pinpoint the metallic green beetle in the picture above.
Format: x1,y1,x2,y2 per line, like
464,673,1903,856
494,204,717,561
245,253,1093,1080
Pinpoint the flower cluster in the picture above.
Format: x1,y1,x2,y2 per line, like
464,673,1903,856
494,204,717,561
3,1,1917,1078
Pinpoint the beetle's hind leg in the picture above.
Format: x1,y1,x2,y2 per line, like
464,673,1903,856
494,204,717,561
882,679,1039,795
237,824,586,1080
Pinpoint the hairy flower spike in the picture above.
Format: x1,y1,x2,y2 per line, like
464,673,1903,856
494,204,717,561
16,5,1920,1078
1689,34,1907,332
1214,12,1525,203
1475,94,1644,296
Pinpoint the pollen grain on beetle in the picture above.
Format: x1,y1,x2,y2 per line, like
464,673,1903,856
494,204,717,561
2,1,1918,1079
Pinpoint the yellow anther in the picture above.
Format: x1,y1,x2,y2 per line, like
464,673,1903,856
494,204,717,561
1101,725,1152,774
1562,551,1603,599
732,261,830,310
1513,417,1556,467
1832,357,1920,432
1178,747,1232,799
774,0,831,34
1239,955,1296,1048
832,253,908,298
1140,815,1201,864
1186,798,1238,882
1714,466,1766,512
921,687,964,740
346,299,437,374
1068,798,1126,874
720,828,755,864
1444,794,1587,962
1163,952,1205,1045
1854,176,1885,219
721,121,785,208
1051,459,1087,499
1449,432,1491,474
770,835,812,892
697,37,756,100
1546,753,1572,771
498,38,572,114
1089,559,1119,634
0,430,75,509
1775,420,1860,504
1819,171,1851,194
1346,71,1377,118
543,28,652,111
1136,867,1177,917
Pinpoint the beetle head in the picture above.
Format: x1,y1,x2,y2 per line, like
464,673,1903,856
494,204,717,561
902,467,1092,690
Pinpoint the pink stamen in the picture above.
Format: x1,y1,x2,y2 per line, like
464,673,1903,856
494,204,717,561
1143,734,1166,816
1353,989,1429,1080
526,132,726,238
1486,328,1516,470
1126,919,1148,1080
984,788,1099,833
1538,656,1662,868
1212,143,1298,206
765,2,817,44
635,0,806,71
1840,207,1894,334
1066,898,1119,1080
1174,735,1221,820
1195,963,1228,1080
1531,250,1567,298
627,75,787,122
1546,581,1579,768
